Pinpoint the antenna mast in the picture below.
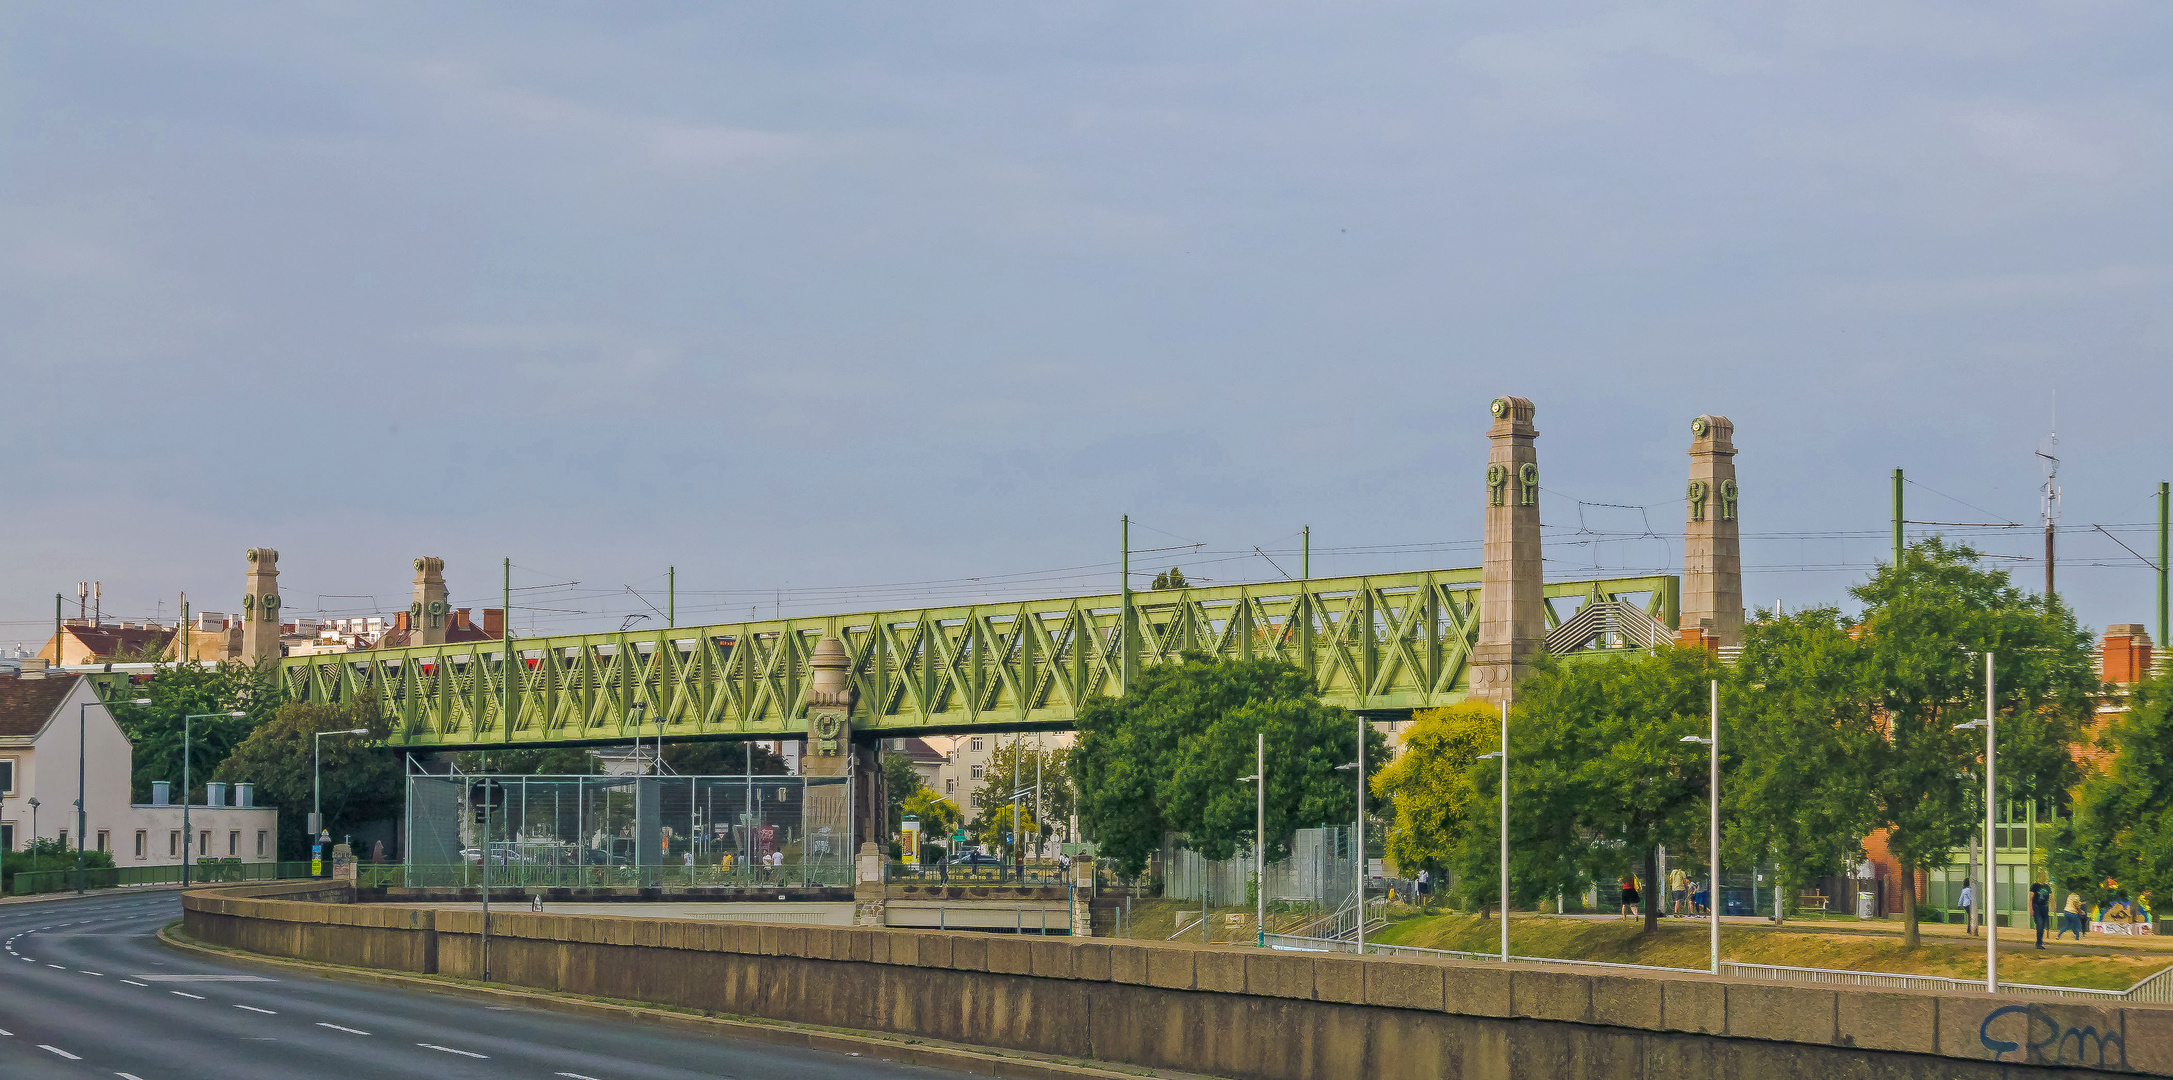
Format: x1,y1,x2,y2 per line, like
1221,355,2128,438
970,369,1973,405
2038,413,2061,599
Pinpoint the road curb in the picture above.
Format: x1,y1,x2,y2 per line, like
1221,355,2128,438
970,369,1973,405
157,925,1209,1080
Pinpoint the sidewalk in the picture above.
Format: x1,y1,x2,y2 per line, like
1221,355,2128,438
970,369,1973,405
1552,909,2173,956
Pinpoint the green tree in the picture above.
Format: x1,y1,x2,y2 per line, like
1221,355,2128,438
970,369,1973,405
108,662,269,804
883,751,925,838
2050,669,2173,910
213,694,401,860
1728,607,1883,924
1151,567,1188,590
902,787,962,858
1071,654,1384,878
1462,647,1721,933
976,803,1037,856
969,738,1076,850
1371,703,1495,888
662,739,790,777
1849,537,2097,947
450,746,605,775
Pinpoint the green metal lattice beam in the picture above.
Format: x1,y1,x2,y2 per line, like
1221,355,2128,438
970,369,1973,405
274,569,1678,748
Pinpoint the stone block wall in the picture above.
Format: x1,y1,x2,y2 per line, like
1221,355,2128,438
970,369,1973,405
181,882,2165,1078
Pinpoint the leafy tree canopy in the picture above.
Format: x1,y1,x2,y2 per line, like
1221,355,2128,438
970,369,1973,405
2051,668,2173,907
1461,647,1720,932
902,787,962,843
108,660,283,804
212,694,400,860
1372,703,1495,880
1071,654,1384,878
883,751,925,837
968,738,1076,849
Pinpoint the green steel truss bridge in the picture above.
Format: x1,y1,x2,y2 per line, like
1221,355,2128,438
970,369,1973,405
274,569,1678,749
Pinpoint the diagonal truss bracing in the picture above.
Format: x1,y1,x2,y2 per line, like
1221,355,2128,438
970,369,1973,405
277,569,1678,748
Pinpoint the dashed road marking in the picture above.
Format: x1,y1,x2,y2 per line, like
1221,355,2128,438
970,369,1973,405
46,964,64,969
234,1004,277,1014
81,971,104,976
418,1043,488,1058
121,980,148,987
556,1073,606,1080
317,1023,370,1035
171,991,205,1000
39,1045,81,1060
119,1073,148,1080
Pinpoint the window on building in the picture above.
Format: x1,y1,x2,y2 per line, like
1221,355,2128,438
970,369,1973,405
228,831,239,856
256,831,266,858
134,831,147,860
170,831,180,857
946,779,956,795
97,830,110,853
59,829,68,848
199,830,211,856
969,737,983,752
970,765,983,780
0,758,14,795
1,824,14,852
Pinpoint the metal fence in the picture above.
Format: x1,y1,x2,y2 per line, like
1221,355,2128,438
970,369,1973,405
404,767,855,889
7,861,314,895
1163,827,1357,907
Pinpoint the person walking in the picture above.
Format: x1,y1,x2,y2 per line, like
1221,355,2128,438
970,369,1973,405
2030,879,2052,949
1959,880,1976,937
2057,891,2085,940
1669,865,1690,917
1619,876,1640,919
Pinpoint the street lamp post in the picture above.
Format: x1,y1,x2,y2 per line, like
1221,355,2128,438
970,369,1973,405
314,728,372,872
1240,732,1265,947
79,696,151,893
1957,652,1997,993
183,712,248,887
27,798,39,844
1479,700,1509,963
1681,678,1720,975
1335,717,1368,954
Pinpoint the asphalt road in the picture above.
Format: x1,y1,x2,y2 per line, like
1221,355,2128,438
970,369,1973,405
0,890,972,1080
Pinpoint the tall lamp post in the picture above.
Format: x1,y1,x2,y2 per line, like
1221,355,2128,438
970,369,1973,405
183,712,248,887
314,728,372,870
78,696,152,893
1334,715,1368,953
1681,678,1720,975
1240,732,1265,947
27,798,39,844
1478,701,1509,963
1956,651,1997,994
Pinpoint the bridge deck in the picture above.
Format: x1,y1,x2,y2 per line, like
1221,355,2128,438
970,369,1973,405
273,569,1678,748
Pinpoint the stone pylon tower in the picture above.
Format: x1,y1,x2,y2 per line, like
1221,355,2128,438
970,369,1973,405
1682,415,1743,647
800,637,878,856
1470,397,1544,704
408,557,450,647
240,548,282,664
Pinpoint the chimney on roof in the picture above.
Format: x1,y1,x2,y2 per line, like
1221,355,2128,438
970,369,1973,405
483,608,505,638
2103,625,2154,686
235,783,252,808
204,781,227,808
454,608,471,631
393,610,410,632
151,781,171,806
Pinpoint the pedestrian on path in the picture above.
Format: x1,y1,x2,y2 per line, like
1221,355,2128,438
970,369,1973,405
1619,876,1640,919
1959,880,1976,937
2031,880,2052,949
1669,865,1689,917
2058,891,2085,940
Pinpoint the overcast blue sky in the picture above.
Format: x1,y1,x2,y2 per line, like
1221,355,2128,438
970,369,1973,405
3,3,2168,644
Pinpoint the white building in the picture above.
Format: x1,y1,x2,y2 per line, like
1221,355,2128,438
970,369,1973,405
0,669,277,865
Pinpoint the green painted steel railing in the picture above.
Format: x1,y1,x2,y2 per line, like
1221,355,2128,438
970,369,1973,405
6,861,315,895
274,570,1677,748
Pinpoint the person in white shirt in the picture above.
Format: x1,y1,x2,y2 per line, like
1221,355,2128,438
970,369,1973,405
1959,881,1977,937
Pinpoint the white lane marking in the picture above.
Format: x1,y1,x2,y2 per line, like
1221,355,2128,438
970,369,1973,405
0,1028,11,1035
121,979,149,987
81,971,104,976
317,1023,370,1035
556,1073,606,1080
46,964,64,969
418,1043,488,1058
133,974,275,982
119,1073,148,1080
39,1045,81,1060
234,1004,278,1014
171,991,205,999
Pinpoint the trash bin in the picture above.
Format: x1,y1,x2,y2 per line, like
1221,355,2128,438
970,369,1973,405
1857,891,1875,919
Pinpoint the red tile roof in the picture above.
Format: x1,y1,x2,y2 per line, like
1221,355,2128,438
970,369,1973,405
0,674,81,739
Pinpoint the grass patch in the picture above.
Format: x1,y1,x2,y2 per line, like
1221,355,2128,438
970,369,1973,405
1369,912,2170,990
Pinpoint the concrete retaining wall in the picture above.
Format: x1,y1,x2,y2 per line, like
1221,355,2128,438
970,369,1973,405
182,882,2171,1078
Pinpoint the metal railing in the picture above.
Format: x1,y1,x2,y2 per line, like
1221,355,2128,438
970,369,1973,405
394,861,855,890
1259,935,2167,1000
7,861,314,896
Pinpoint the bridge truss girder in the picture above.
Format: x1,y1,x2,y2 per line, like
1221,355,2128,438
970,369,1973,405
276,569,1678,749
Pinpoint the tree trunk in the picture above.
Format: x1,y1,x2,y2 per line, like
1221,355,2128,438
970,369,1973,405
1902,864,1920,949
1642,847,1661,934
